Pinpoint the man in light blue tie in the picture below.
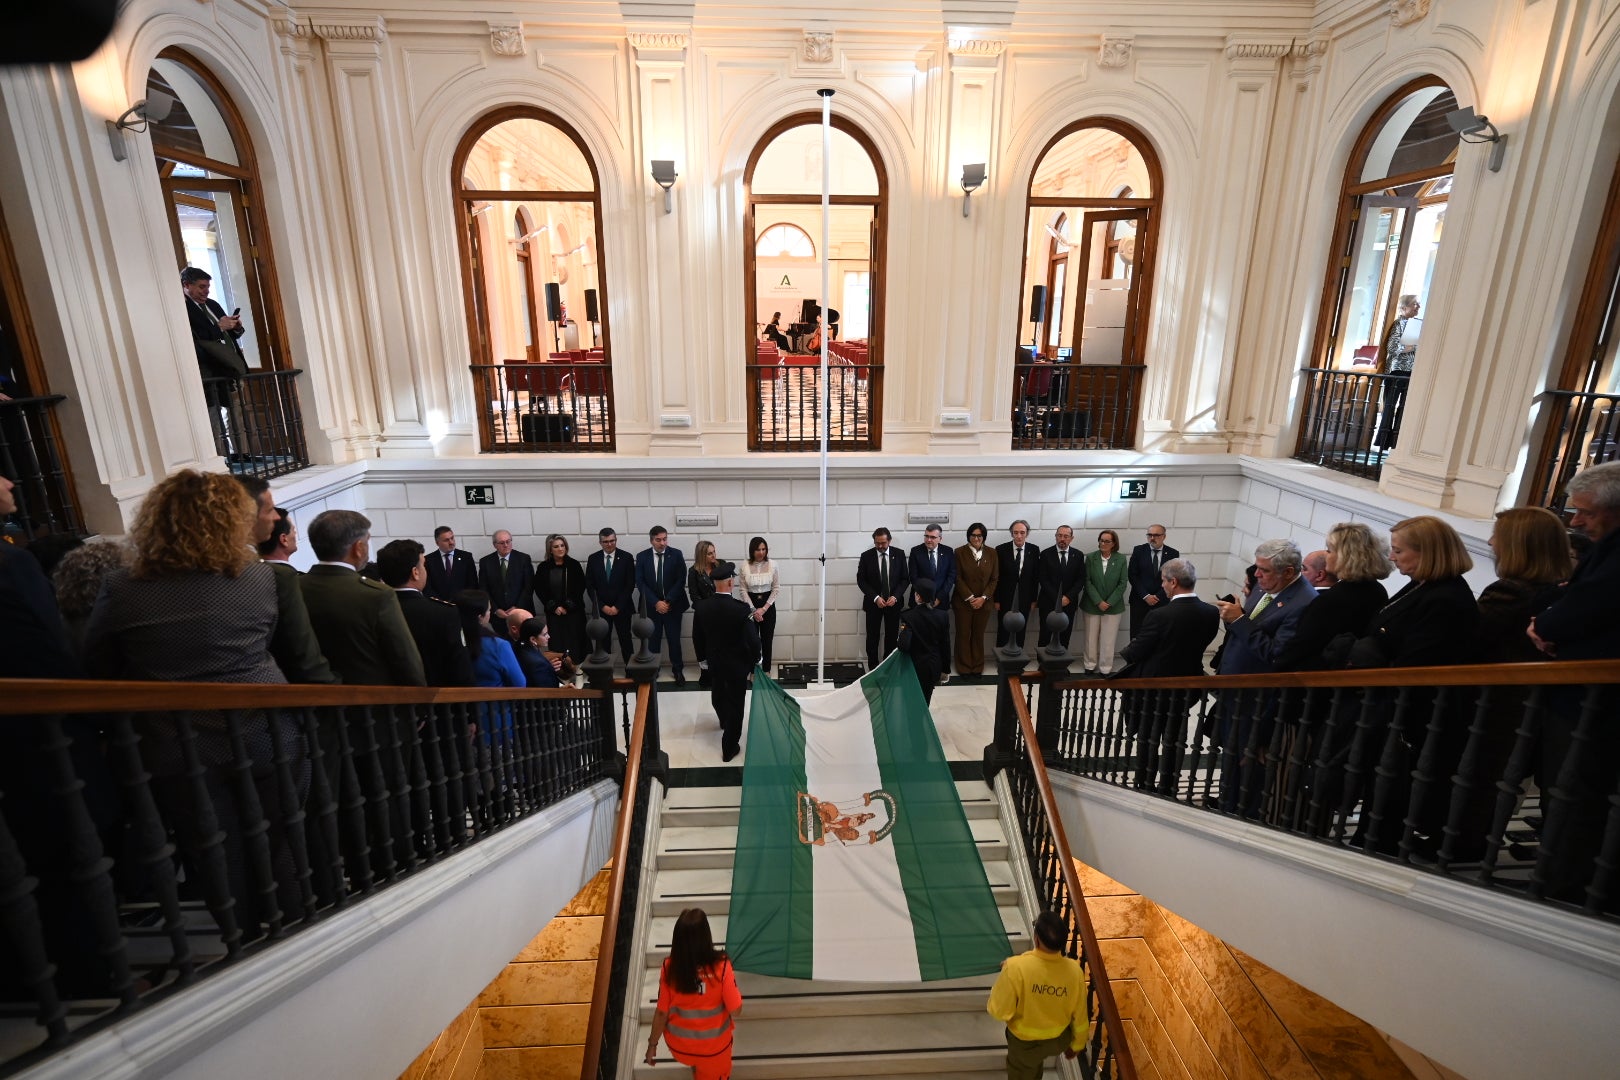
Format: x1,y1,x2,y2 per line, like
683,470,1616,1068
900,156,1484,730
636,525,689,685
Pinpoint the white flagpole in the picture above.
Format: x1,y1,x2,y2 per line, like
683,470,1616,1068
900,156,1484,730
815,88,833,688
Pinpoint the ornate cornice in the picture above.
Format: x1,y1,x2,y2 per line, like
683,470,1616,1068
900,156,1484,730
949,38,1005,58
311,17,386,43
489,25,525,58
804,30,834,64
628,31,688,51
273,13,311,39
1390,0,1431,27
1293,36,1330,60
1225,38,1292,61
1098,36,1132,69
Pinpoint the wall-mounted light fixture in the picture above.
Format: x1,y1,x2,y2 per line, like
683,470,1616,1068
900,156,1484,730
106,90,176,162
960,163,987,218
1445,106,1508,173
650,159,678,214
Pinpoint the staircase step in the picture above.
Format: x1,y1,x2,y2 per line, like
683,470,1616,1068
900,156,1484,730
635,965,1002,1022
633,1012,1009,1078
656,817,1010,871
649,861,1021,916
644,908,1028,967
662,781,999,828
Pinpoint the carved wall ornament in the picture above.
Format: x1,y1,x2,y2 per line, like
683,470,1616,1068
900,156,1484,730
804,31,835,64
273,13,311,39
949,38,1005,57
1390,0,1432,27
1293,36,1330,60
1098,36,1133,69
489,26,525,58
628,32,689,52
311,19,386,43
1224,39,1292,61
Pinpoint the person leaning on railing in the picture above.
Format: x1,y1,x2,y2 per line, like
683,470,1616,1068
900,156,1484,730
1526,462,1620,905
83,468,307,938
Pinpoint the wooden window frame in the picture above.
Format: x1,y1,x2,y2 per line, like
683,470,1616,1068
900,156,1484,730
743,113,888,451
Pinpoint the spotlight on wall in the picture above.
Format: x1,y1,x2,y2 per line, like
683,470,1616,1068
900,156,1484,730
1445,106,1508,173
106,89,176,162
650,159,678,214
960,163,987,218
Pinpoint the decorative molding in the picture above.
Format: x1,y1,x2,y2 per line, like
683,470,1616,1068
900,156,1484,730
949,38,1006,57
273,9,310,38
310,17,386,43
1390,0,1432,27
1224,38,1292,61
804,30,835,64
489,25,525,58
1293,35,1330,59
1097,36,1133,69
628,31,688,52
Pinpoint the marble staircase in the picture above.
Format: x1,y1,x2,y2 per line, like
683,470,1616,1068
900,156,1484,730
630,779,1031,1079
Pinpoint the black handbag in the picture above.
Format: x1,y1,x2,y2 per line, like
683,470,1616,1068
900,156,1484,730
198,337,248,379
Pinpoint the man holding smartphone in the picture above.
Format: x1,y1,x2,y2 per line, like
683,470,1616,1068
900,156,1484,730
181,266,250,463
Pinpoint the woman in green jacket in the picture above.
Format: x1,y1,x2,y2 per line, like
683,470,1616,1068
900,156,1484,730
1081,529,1128,675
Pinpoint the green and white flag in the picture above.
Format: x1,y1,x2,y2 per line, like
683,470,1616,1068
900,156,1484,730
727,651,1011,982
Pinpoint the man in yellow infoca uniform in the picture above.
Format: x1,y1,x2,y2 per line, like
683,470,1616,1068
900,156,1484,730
986,910,1090,1080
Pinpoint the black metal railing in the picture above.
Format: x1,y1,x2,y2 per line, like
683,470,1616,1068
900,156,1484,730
1009,662,1620,919
200,370,310,480
1529,389,1620,510
0,677,637,1074
998,669,1136,1080
0,394,83,538
1011,362,1143,451
748,361,879,451
471,361,616,452
1293,366,1409,480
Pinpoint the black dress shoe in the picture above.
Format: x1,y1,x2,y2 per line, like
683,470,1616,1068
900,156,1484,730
722,746,740,762
673,672,687,686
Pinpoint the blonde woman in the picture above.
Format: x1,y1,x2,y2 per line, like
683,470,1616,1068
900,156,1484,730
688,540,718,686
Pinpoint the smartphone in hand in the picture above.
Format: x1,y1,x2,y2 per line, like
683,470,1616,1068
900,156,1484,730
231,308,241,316
1219,594,1236,604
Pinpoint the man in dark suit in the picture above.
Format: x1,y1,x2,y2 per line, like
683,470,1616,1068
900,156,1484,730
1213,540,1317,813
478,529,536,624
300,510,427,688
586,527,637,662
636,525,689,684
1037,525,1084,649
236,475,334,684
425,525,479,600
908,523,956,681
1127,524,1180,633
857,526,909,670
994,519,1040,652
692,562,760,762
1118,558,1220,794
378,538,473,688
181,266,247,461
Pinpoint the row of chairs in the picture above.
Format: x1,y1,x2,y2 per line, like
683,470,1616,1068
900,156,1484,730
503,349,608,396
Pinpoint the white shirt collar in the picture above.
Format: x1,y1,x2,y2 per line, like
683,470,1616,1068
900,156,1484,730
316,560,357,572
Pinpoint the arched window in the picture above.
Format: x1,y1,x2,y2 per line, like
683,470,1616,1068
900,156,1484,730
1015,121,1161,450
1296,78,1458,478
744,116,886,451
756,223,815,258
454,109,611,452
149,49,306,477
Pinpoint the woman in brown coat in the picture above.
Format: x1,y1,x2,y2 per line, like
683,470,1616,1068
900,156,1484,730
952,522,1000,675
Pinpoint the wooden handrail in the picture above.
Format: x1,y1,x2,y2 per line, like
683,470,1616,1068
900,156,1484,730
1006,675,1139,1080
0,678,628,715
579,681,652,1080
1052,658,1620,693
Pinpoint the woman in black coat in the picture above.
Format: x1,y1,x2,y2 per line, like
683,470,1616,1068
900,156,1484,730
536,533,588,662
1274,522,1392,671
1475,507,1571,664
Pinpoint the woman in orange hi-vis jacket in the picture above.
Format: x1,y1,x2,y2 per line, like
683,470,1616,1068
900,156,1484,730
646,909,744,1079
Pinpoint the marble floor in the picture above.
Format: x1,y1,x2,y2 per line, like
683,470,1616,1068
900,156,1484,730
642,677,1000,769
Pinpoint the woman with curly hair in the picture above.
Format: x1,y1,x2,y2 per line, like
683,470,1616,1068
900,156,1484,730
51,538,132,655
84,468,306,940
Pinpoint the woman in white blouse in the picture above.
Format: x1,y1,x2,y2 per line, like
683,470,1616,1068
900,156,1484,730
739,536,780,673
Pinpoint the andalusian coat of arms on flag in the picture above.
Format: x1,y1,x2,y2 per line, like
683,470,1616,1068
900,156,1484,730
727,651,1012,982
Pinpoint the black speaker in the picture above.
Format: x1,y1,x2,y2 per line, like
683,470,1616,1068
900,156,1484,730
1029,285,1048,323
544,282,562,323
584,288,599,323
800,298,819,323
